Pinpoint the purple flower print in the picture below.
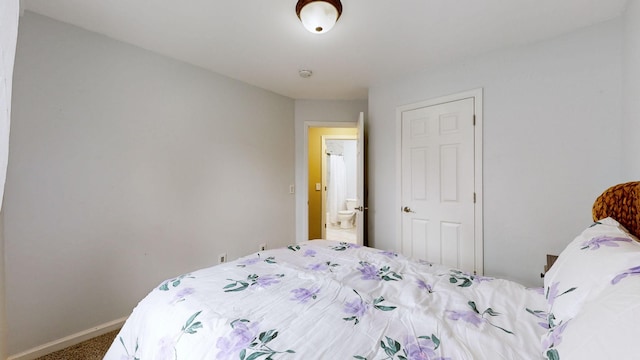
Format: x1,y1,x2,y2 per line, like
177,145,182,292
612,265,640,284
307,261,339,272
307,262,328,271
545,282,576,308
216,319,295,359
448,301,513,334
473,274,493,283
546,282,559,307
171,287,195,304
581,236,632,250
417,279,433,293
447,310,484,326
223,274,285,292
155,311,202,360
216,320,260,360
290,287,320,303
526,308,551,329
358,335,448,360
404,337,440,360
236,256,276,268
379,250,398,258
238,257,261,266
176,287,195,297
530,287,545,295
157,336,178,360
343,297,370,325
343,289,396,325
542,321,569,350
254,275,282,288
344,298,369,318
357,261,403,281
358,262,380,280
303,249,317,257
448,270,492,288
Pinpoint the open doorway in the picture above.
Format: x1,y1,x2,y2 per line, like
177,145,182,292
307,126,357,242
322,136,358,243
302,112,364,245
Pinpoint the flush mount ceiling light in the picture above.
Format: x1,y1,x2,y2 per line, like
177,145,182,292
296,0,343,34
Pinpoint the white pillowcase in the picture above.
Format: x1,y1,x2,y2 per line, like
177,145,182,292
542,217,640,325
541,269,640,359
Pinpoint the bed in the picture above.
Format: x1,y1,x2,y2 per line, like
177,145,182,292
104,181,640,360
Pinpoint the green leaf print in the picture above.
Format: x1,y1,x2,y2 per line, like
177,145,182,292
220,319,295,359
449,270,474,287
382,336,401,357
355,334,443,360
119,336,140,360
547,348,560,360
182,311,203,335
158,274,194,291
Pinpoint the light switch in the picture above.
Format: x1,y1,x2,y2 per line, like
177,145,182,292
315,183,322,191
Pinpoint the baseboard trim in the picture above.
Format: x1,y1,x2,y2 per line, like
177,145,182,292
7,317,127,360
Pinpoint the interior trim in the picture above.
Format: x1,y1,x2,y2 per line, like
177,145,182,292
7,316,126,360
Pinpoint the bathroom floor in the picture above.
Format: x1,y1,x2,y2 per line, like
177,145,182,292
325,223,357,243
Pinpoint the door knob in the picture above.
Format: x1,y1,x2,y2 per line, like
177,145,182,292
355,206,367,211
403,206,415,213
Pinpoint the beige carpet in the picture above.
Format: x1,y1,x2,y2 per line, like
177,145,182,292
34,330,119,360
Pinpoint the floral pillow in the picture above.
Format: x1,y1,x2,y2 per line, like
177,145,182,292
542,217,640,325
541,265,640,359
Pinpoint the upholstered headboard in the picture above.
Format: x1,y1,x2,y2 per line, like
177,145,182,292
592,181,640,239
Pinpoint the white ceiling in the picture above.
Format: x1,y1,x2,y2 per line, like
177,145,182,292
21,0,628,100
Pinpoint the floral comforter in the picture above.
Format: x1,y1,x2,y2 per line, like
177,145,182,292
104,240,547,360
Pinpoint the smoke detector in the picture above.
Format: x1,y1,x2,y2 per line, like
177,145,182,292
299,69,313,78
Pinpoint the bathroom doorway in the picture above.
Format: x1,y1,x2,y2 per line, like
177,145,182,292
322,136,358,243
307,126,358,243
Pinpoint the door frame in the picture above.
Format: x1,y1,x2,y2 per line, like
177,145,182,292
395,88,483,273
302,121,357,242
321,134,358,240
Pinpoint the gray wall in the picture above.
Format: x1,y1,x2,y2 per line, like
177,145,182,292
0,213,4,360
623,0,640,180
5,3,640,357
0,0,20,358
5,12,295,354
367,19,624,286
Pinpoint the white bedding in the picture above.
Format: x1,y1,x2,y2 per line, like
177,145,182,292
104,240,547,359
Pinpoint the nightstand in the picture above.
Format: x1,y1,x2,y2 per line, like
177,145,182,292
540,254,559,278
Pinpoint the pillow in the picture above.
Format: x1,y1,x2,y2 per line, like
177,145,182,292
541,268,640,360
542,217,640,325
592,181,640,239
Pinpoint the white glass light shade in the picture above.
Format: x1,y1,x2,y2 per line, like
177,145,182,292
299,1,339,34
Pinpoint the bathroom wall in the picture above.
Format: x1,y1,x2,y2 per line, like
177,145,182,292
308,127,357,239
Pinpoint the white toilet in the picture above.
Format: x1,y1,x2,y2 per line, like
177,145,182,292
337,199,357,229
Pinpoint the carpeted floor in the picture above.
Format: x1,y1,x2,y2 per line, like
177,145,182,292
34,330,119,360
